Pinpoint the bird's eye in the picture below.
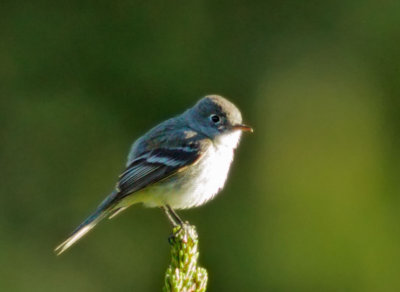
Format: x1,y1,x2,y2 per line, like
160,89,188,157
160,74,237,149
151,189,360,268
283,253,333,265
210,114,221,124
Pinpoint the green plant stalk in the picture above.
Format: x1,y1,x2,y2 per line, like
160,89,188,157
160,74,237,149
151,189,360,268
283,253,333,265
163,224,208,292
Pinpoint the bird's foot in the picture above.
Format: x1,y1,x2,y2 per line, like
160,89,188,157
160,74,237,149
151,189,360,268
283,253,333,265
168,222,191,245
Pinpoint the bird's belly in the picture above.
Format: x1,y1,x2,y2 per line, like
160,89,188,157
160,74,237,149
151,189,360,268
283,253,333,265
143,145,235,209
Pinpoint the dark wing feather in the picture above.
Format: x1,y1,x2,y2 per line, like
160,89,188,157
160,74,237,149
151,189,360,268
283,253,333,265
114,142,209,202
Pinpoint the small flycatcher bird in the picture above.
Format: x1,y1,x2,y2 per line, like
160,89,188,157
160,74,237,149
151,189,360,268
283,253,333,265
55,95,252,255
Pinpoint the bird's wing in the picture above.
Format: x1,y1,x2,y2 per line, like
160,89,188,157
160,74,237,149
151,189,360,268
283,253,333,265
114,137,211,202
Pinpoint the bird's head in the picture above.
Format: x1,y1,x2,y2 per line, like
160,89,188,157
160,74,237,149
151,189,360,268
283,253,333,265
188,95,253,141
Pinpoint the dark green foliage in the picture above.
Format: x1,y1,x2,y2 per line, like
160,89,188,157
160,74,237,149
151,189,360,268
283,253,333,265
2,1,400,291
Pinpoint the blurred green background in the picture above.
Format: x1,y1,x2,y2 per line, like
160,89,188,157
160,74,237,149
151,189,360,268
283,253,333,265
1,1,400,291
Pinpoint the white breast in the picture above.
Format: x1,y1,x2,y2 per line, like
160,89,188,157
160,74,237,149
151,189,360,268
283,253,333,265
161,131,242,209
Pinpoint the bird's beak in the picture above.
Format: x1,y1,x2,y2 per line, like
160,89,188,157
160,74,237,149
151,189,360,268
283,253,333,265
232,124,253,133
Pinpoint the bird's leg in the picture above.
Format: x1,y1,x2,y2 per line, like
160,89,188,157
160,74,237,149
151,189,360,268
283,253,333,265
167,205,185,226
162,206,178,227
162,205,188,245
162,205,184,226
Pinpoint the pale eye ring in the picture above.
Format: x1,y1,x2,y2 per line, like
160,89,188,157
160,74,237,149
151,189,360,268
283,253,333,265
210,114,221,124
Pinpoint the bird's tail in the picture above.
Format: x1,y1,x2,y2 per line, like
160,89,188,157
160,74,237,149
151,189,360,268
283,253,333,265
54,191,118,255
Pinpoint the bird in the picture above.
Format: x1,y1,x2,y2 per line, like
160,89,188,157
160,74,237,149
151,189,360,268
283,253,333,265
55,95,252,255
